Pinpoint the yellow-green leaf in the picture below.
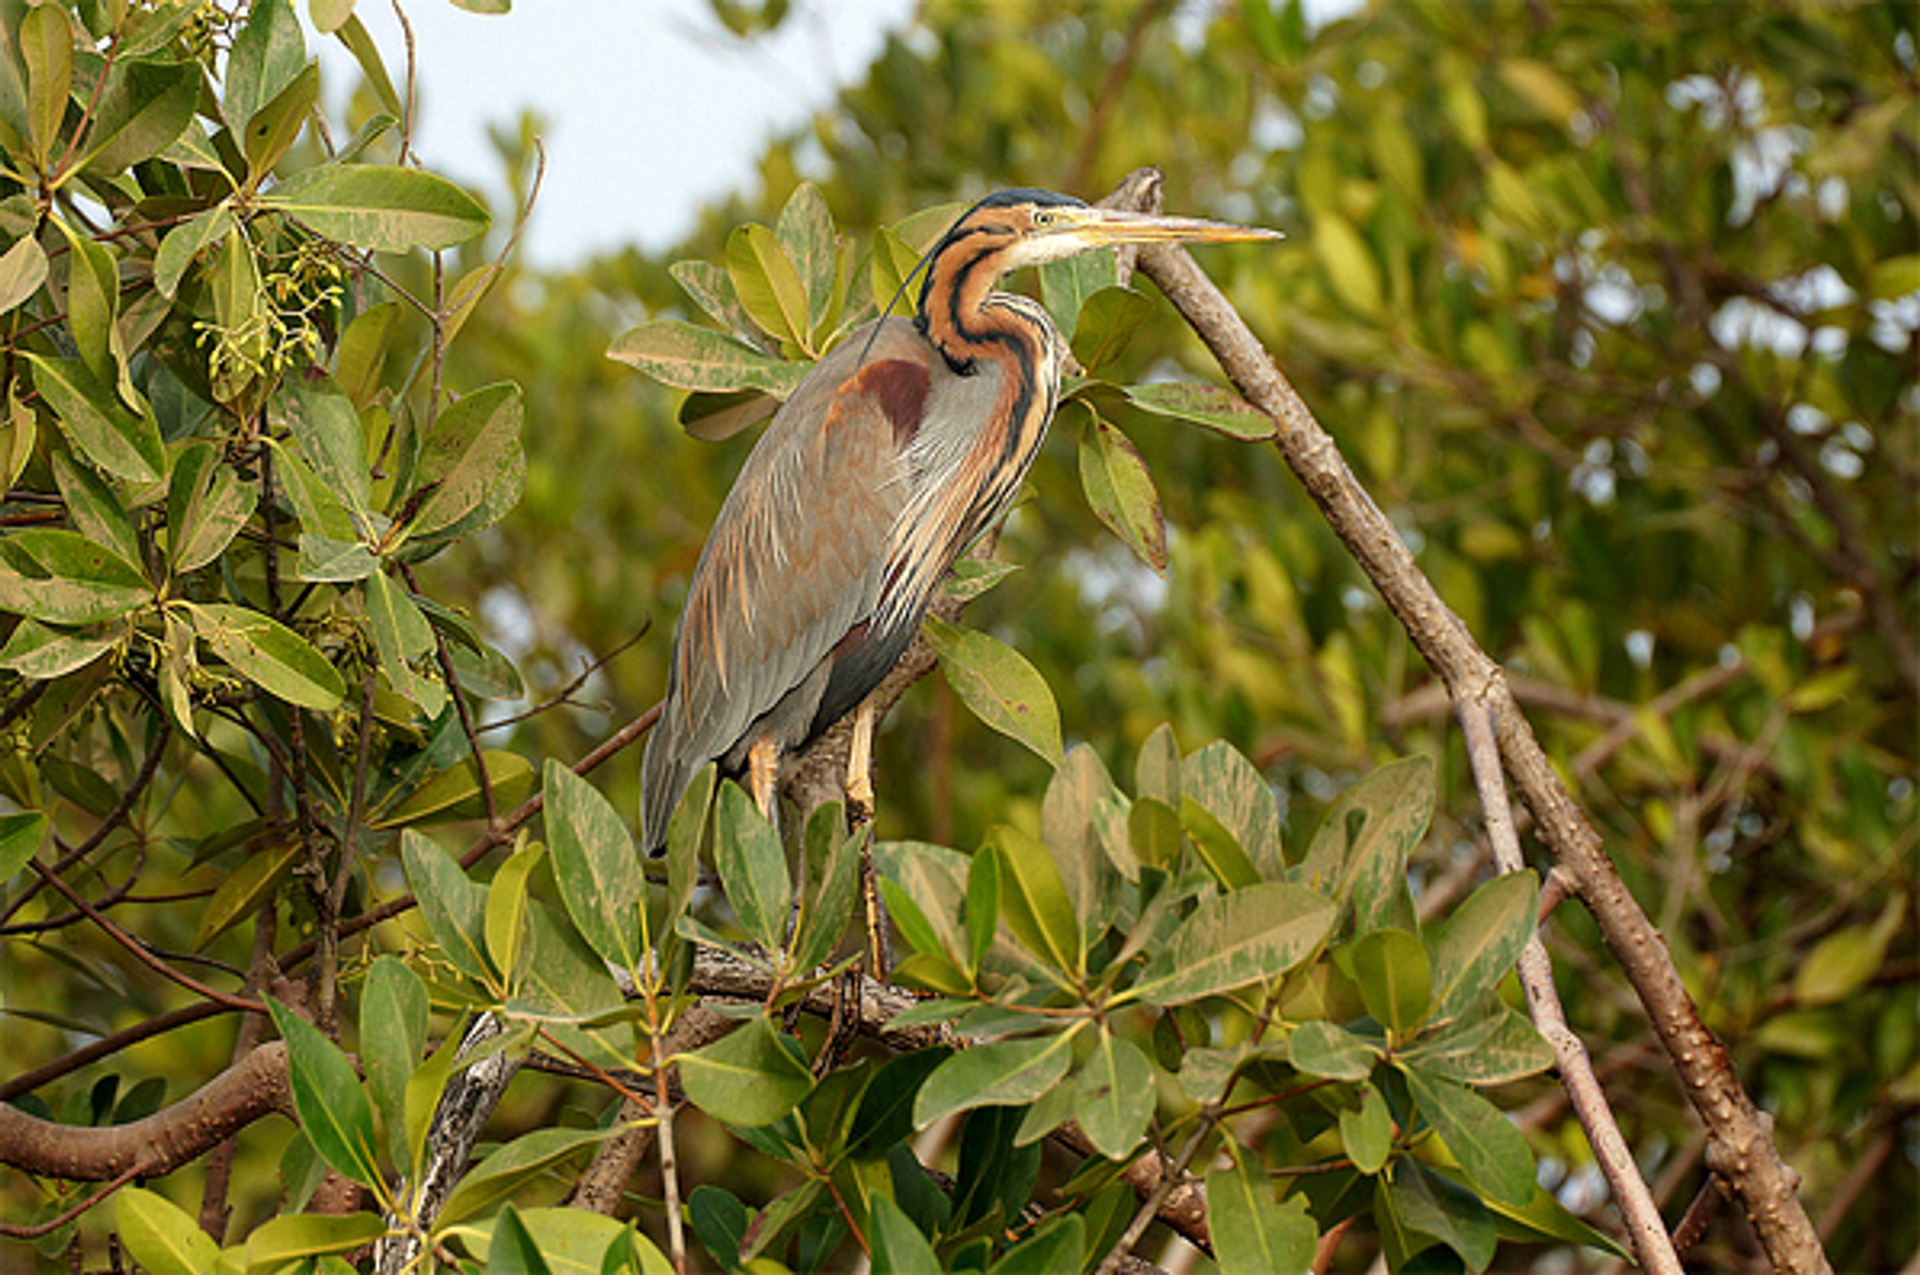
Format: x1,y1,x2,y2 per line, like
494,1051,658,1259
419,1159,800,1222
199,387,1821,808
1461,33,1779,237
923,614,1063,766
726,223,811,350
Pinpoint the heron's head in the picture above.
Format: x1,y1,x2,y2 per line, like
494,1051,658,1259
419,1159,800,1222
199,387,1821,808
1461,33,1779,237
923,188,1282,293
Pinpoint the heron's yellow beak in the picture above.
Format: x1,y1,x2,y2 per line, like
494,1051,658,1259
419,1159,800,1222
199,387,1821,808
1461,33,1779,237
1049,206,1284,247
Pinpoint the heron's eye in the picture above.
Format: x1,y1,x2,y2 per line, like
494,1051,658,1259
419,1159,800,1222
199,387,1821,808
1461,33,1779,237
1033,209,1056,228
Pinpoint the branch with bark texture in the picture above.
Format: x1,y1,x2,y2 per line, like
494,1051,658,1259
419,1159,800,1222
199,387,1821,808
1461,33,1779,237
1110,164,1829,1273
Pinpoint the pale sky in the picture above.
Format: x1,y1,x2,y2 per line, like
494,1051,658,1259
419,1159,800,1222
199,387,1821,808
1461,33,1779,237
316,0,916,267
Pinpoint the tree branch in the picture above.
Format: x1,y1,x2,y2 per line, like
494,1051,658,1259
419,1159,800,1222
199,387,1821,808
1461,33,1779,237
0,1044,291,1181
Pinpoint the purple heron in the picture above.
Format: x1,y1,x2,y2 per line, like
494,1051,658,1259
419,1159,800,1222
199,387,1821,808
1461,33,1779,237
640,189,1278,856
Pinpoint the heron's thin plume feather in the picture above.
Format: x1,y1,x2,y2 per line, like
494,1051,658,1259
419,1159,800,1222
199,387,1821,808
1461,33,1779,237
858,229,946,368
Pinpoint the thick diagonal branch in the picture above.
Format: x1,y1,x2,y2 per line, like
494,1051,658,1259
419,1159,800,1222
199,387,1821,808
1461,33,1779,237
1114,166,1828,1273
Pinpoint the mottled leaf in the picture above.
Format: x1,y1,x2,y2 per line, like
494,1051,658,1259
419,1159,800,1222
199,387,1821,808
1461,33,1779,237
923,614,1063,766
260,164,490,252
187,602,344,709
1077,406,1167,572
1138,882,1335,1004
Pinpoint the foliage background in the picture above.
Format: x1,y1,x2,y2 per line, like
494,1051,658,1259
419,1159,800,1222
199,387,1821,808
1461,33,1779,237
2,1,1913,1272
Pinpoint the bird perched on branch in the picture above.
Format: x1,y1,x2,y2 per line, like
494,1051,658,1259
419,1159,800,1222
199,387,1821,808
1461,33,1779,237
640,189,1277,861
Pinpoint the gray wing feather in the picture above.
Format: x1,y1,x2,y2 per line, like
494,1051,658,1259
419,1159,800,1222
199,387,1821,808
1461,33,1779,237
640,323,919,851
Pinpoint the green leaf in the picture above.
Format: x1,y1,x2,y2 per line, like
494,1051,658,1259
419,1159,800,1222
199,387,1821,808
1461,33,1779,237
50,216,120,383
1340,1081,1394,1173
1070,285,1154,374
267,996,382,1188
0,811,48,884
0,231,47,315
406,381,524,538
988,1213,1084,1275
166,442,253,574
1127,794,1184,870
776,181,839,332
1298,756,1433,935
1206,1151,1316,1275
1137,882,1335,1004
1379,1158,1495,1271
79,56,200,174
506,899,629,1071
1077,406,1167,572
714,780,791,952
260,164,490,252
678,1016,815,1127
989,824,1081,974
243,59,318,182
544,759,644,970
360,954,427,1161
115,1187,220,1275
688,1184,749,1273
0,618,116,679
243,1213,387,1269
849,1047,951,1155
52,451,139,567
277,372,372,528
21,352,165,483
1038,743,1124,937
1498,57,1583,125
0,528,151,625
333,300,401,407
192,834,299,949
401,829,492,982
1350,928,1432,1036
868,1193,940,1275
1136,721,1182,805
1401,1066,1536,1207
186,602,345,709
21,4,71,168
437,1126,610,1229
1288,1019,1380,1081
868,226,924,317
1313,212,1383,316
791,801,862,973
403,1023,464,1180
962,836,1000,979
486,1204,556,1275
726,223,812,349
1427,870,1537,1023
224,0,305,131
487,841,541,998
607,319,810,397
912,1032,1077,1128
942,557,1021,603
923,614,1063,766
374,750,536,827
1795,896,1905,1006
365,569,444,716
1445,1169,1632,1258
1038,246,1117,338
330,15,401,117
1072,1030,1155,1160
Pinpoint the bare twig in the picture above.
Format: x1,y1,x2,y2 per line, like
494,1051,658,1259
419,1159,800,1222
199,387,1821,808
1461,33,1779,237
1460,701,1679,1273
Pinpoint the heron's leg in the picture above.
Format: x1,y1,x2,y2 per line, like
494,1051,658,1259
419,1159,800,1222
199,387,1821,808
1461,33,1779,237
747,735,780,830
846,699,892,979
